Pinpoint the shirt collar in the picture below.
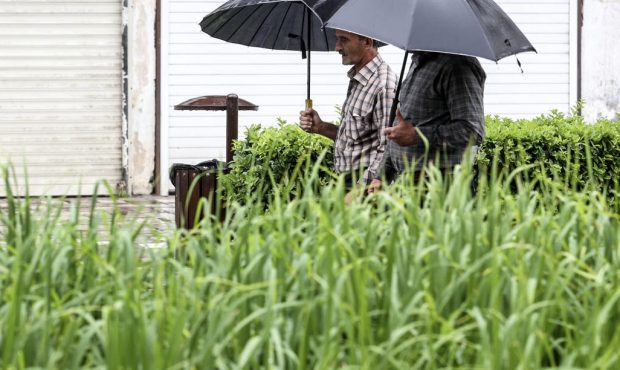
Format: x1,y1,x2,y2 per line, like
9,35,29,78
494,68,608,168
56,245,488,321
347,54,384,87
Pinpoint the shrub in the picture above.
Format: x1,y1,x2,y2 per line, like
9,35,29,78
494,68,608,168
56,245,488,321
477,110,620,195
219,119,335,205
220,111,620,207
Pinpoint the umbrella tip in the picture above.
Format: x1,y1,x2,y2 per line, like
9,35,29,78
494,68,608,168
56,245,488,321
515,56,524,74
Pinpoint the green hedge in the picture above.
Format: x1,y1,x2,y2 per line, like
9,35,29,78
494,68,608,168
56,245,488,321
222,112,620,203
220,120,335,204
477,111,620,194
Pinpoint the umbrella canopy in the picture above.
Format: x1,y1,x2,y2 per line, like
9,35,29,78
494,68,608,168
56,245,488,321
324,0,535,61
200,0,340,52
323,0,536,122
200,0,348,108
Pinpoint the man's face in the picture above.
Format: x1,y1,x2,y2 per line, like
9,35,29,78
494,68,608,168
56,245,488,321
335,30,367,66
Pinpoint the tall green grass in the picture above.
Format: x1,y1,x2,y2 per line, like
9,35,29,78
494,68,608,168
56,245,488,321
1,160,619,369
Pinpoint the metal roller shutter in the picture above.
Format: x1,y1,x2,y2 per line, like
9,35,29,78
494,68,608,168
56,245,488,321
0,0,123,196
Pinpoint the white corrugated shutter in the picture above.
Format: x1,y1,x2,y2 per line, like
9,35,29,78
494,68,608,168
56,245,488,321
0,0,123,197
481,0,574,118
164,0,573,191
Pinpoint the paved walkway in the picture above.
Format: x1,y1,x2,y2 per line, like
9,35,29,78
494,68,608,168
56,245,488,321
0,195,177,246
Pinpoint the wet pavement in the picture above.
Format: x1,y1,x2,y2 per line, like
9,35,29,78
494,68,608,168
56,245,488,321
0,195,177,246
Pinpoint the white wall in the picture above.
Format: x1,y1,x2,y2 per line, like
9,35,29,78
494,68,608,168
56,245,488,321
581,0,620,122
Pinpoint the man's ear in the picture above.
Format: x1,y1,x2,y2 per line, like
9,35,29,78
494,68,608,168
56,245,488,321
358,35,371,48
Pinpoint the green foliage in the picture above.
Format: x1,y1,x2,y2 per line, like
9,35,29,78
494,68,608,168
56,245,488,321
219,119,335,205
222,111,620,208
477,110,620,196
2,164,620,369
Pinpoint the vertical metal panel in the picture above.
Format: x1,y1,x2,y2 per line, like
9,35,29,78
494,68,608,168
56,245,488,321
0,0,123,196
164,0,572,191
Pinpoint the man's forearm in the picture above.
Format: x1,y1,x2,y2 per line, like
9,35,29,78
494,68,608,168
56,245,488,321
316,122,339,140
417,119,481,149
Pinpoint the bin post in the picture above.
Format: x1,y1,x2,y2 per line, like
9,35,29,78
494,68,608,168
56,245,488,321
226,94,238,163
173,95,258,162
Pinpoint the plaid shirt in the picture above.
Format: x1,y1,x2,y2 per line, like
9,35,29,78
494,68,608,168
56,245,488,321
335,54,397,182
380,52,486,177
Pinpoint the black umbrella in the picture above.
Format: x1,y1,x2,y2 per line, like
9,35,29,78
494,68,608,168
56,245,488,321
200,0,347,109
324,0,537,122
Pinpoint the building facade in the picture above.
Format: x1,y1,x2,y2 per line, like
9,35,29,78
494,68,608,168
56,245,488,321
1,0,618,197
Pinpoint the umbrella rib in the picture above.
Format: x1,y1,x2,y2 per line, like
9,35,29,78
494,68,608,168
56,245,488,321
321,31,329,51
200,10,219,29
301,0,327,27
271,2,294,49
248,3,279,46
228,6,265,42
320,12,329,50
205,7,245,35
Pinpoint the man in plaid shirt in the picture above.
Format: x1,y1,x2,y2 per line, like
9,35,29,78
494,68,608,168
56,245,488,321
369,51,486,191
299,29,397,190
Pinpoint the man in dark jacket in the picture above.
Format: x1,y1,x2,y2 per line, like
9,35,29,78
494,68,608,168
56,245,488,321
369,51,486,191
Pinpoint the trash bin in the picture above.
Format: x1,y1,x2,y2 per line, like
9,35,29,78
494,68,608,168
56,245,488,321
171,94,258,228
170,161,228,228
